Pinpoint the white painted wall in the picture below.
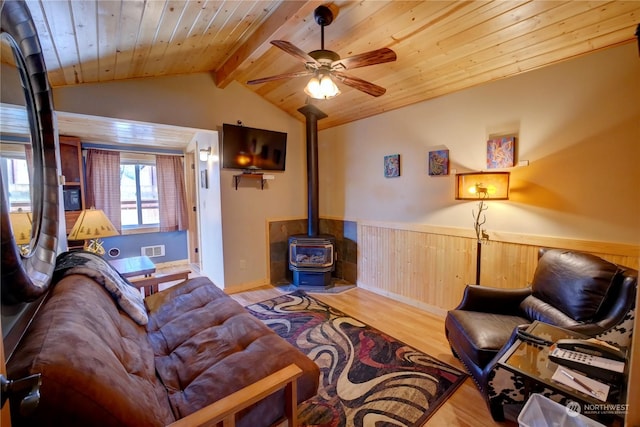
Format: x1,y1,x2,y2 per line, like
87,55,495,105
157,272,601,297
194,131,224,286
318,43,640,245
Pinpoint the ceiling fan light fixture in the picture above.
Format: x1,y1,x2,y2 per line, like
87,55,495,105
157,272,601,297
305,74,340,99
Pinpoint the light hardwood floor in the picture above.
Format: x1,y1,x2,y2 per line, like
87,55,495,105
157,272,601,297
228,285,516,427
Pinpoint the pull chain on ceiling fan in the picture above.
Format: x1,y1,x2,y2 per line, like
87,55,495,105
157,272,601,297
247,5,397,99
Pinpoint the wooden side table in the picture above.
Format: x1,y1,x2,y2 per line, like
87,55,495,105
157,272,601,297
495,321,626,425
109,255,156,278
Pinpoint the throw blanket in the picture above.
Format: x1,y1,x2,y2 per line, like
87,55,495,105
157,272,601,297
54,251,148,325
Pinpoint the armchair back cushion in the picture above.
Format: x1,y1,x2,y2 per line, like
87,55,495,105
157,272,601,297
519,295,580,328
530,250,620,321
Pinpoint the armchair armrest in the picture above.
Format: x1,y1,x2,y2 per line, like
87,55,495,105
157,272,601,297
454,285,531,314
130,271,190,296
167,363,303,427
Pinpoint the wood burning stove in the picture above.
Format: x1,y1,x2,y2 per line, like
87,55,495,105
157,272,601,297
289,235,336,287
288,104,337,288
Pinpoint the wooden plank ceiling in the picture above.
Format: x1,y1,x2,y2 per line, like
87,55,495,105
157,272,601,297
6,1,640,147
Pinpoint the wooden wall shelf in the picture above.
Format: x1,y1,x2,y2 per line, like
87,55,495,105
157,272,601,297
233,173,266,190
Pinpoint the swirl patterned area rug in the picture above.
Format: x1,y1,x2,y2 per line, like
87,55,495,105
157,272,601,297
245,291,467,427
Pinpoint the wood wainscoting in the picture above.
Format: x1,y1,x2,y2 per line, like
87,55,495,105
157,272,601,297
357,221,639,314
357,220,640,425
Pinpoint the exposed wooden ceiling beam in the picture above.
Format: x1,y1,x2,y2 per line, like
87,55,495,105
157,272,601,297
215,1,321,88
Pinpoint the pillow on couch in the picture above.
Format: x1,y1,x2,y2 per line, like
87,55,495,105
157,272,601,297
531,249,620,321
55,251,148,325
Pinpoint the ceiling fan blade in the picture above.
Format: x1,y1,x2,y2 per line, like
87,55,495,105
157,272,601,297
332,71,386,97
271,40,319,67
247,70,313,85
332,48,396,70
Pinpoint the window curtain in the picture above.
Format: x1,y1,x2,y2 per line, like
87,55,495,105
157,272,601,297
85,149,121,231
24,144,33,176
156,155,188,232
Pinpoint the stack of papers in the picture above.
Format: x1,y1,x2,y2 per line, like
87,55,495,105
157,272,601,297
551,366,609,402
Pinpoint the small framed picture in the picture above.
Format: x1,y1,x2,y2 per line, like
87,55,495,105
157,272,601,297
428,149,449,176
384,154,400,178
201,169,208,188
487,136,515,169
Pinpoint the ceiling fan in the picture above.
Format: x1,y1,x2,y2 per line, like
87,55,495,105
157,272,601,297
247,5,397,99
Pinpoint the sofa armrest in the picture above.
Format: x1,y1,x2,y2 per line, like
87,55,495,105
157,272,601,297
454,285,532,314
130,271,190,296
167,363,303,427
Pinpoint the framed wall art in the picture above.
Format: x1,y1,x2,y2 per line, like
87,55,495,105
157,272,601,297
384,154,400,178
201,169,208,189
487,136,515,169
428,149,449,176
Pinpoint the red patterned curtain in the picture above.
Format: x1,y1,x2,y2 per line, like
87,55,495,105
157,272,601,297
85,149,121,231
156,155,188,232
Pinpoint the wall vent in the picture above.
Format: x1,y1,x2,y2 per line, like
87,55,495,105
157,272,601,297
141,245,165,258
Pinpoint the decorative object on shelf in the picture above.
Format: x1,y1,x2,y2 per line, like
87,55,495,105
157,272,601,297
456,171,510,285
9,208,32,255
68,207,119,255
384,154,400,178
428,149,449,176
486,135,516,169
199,147,212,162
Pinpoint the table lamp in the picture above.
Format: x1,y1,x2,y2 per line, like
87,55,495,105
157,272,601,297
68,207,119,255
456,171,510,285
9,208,32,255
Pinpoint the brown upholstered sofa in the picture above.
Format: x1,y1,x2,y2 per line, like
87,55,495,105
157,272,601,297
7,253,319,427
445,248,637,419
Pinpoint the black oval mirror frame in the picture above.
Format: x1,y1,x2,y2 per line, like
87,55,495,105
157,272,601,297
1,0,59,304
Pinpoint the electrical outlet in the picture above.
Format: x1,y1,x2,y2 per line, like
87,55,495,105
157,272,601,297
239,259,247,270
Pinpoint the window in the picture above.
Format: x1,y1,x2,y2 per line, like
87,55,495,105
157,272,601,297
1,153,31,211
120,162,158,228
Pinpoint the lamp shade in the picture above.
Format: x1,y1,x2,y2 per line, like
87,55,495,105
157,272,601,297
304,74,340,99
68,208,119,240
456,171,510,200
9,209,32,245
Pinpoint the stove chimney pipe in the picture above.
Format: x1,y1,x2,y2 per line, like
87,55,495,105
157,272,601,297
297,104,327,237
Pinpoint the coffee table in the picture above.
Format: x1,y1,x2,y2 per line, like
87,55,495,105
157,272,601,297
109,255,156,278
496,321,626,423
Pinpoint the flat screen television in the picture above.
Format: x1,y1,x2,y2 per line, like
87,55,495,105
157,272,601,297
221,123,287,171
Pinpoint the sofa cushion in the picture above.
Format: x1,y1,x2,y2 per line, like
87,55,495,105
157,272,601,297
519,295,581,328
531,249,620,321
7,274,175,427
445,310,528,369
145,277,320,427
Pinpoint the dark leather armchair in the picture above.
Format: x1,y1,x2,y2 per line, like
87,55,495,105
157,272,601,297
445,248,637,419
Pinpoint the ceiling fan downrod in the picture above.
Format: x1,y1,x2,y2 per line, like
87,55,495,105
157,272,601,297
314,5,334,51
